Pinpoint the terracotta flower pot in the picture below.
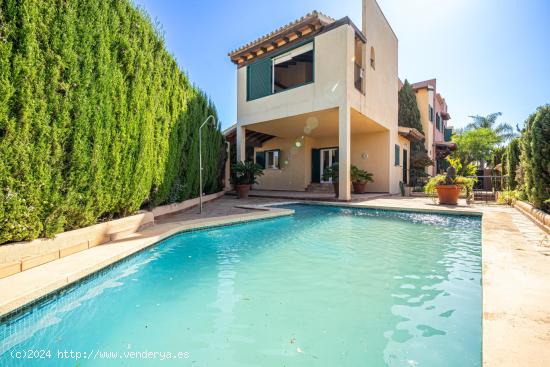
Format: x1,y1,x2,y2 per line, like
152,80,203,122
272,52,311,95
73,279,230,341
236,184,251,199
332,182,339,198
353,182,367,194
436,185,461,205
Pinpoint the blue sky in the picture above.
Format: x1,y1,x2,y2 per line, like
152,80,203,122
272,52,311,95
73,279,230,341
134,0,550,131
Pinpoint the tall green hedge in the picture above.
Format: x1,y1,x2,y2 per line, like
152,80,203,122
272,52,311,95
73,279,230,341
505,137,520,189
520,105,550,211
0,0,225,244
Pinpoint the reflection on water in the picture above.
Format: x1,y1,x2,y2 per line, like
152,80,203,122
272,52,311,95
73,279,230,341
0,205,481,367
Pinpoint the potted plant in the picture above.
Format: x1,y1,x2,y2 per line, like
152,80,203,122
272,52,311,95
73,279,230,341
425,166,475,205
322,163,339,197
231,161,264,199
351,165,374,194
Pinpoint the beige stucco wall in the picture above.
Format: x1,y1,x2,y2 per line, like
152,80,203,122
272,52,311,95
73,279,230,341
360,0,400,193
253,131,392,193
252,137,309,191
237,25,349,127
236,0,401,195
415,88,435,175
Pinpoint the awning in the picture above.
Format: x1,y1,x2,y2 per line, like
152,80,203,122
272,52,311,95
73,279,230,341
224,125,275,147
435,141,457,150
398,127,424,142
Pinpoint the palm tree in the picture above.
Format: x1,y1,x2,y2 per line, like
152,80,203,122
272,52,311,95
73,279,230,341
466,112,516,142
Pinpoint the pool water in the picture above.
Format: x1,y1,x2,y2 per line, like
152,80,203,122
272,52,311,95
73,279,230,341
0,204,482,366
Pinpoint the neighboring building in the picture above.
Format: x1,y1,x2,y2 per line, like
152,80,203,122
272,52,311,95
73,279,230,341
226,0,423,200
410,79,455,175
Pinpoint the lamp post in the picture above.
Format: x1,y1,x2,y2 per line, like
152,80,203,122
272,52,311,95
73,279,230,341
199,115,216,214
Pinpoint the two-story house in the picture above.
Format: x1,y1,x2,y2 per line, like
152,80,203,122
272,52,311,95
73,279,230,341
411,79,455,175
226,0,421,200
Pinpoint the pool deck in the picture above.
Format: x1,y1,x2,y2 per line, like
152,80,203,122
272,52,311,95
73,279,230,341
0,195,549,366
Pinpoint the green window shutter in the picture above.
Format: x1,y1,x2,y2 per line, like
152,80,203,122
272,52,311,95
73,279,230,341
247,58,272,101
311,149,320,183
255,151,266,168
394,144,400,166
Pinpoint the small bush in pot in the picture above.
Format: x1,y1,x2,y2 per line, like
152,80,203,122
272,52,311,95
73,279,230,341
231,161,264,199
351,165,374,194
322,163,339,197
425,166,475,205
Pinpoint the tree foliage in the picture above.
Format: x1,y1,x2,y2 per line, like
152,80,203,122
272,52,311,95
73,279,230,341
0,0,225,244
466,112,515,142
398,79,432,182
450,128,500,169
520,105,550,211
505,137,521,189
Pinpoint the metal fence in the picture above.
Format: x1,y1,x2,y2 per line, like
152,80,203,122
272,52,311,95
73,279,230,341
406,172,510,202
467,175,510,202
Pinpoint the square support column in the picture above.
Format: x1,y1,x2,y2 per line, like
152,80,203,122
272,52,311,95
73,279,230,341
338,105,351,201
236,126,246,162
224,142,232,191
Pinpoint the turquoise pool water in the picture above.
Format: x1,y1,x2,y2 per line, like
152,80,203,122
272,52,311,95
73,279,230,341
0,204,481,366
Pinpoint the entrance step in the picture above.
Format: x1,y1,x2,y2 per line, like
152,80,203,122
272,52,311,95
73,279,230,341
306,183,334,193
474,191,496,201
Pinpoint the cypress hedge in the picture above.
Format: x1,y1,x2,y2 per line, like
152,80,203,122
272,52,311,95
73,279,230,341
505,137,520,189
520,105,550,211
0,0,225,244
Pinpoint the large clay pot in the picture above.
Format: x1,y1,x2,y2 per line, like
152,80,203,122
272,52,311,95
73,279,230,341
436,185,461,205
353,182,367,194
332,182,339,198
236,184,251,199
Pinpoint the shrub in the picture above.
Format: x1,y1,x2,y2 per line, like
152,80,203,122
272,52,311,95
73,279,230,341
520,105,550,211
424,175,476,199
497,190,519,206
322,163,339,183
505,138,521,189
231,161,263,185
0,0,225,244
351,165,374,184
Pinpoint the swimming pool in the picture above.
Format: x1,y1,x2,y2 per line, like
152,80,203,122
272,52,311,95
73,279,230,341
0,204,482,366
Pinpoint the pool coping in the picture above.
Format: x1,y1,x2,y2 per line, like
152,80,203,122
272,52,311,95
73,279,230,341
0,206,294,319
265,200,484,217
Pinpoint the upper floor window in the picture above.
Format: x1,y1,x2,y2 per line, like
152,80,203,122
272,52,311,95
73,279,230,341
247,42,314,101
370,47,376,70
429,105,434,122
436,113,441,131
273,43,314,93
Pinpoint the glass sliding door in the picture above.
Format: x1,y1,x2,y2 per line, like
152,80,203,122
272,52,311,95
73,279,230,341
320,148,338,183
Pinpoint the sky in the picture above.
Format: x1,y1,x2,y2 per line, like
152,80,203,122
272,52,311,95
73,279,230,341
133,0,550,131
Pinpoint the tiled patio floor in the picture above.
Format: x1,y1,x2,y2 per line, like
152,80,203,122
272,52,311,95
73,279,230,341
226,189,389,201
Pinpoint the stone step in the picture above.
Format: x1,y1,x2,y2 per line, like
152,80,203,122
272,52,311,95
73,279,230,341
306,183,334,193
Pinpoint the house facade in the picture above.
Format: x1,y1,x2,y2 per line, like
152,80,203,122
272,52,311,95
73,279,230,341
411,79,454,175
227,0,421,200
